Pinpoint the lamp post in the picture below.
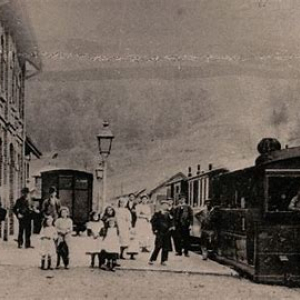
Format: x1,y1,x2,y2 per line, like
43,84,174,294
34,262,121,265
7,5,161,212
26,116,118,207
97,121,114,210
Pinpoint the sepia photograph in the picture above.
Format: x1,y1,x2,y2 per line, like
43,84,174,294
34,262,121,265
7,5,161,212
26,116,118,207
1,0,300,299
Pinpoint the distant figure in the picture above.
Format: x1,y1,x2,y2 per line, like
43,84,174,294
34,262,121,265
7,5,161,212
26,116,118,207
13,187,36,248
41,186,61,221
126,193,138,228
149,200,174,266
116,197,132,259
288,188,300,211
174,197,193,257
55,207,73,269
0,201,7,223
136,195,152,252
86,211,104,268
39,216,57,270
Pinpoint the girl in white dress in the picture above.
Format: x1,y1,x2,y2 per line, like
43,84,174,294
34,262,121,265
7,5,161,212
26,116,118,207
116,197,132,259
86,211,104,268
101,217,120,271
136,195,152,252
40,216,57,270
126,228,139,260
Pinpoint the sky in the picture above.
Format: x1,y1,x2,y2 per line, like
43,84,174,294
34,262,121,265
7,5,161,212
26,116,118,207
21,0,300,197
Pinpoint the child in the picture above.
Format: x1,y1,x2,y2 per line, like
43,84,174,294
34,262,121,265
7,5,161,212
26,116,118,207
55,207,73,269
86,211,104,268
149,200,174,266
126,228,139,260
100,217,120,271
39,216,57,270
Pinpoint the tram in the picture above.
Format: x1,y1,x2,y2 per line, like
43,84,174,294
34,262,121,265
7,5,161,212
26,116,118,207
41,169,93,233
179,138,300,284
212,139,300,284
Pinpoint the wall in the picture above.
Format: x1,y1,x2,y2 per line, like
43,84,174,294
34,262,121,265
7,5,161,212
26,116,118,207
0,21,27,240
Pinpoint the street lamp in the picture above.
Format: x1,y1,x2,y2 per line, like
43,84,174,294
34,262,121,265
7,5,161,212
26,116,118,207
97,121,114,210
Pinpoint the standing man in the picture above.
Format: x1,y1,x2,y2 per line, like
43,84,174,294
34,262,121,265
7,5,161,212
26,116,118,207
13,187,34,248
149,200,174,266
126,193,137,228
41,186,61,221
174,196,193,257
195,199,214,260
168,198,181,255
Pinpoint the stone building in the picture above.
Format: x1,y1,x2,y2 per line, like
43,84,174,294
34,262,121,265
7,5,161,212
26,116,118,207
0,0,42,240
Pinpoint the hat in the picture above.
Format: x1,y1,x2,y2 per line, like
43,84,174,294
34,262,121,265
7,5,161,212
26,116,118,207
21,187,30,194
161,200,171,205
140,194,149,199
49,186,57,194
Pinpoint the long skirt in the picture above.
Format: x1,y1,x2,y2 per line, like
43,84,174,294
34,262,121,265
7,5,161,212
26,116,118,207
136,218,152,249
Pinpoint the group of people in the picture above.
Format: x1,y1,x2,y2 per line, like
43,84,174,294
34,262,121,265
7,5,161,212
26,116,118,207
85,193,153,271
11,185,216,271
13,186,72,270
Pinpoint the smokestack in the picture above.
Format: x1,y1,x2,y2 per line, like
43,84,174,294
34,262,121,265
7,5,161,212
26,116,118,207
208,163,213,171
188,167,192,177
197,164,201,175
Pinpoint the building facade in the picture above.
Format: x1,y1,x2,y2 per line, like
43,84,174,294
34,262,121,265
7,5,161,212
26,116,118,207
0,1,41,240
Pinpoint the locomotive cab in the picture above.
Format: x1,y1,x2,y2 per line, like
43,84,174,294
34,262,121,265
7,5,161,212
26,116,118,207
214,139,300,285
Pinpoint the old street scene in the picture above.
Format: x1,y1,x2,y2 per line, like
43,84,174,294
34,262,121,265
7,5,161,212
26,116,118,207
3,0,300,299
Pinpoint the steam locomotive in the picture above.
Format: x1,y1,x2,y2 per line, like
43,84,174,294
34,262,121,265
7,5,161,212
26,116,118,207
169,138,300,285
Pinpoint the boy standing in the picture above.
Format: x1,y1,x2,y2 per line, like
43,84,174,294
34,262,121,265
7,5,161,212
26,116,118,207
149,200,174,266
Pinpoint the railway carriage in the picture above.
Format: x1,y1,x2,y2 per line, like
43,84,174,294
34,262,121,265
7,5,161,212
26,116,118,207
41,169,93,233
185,165,228,247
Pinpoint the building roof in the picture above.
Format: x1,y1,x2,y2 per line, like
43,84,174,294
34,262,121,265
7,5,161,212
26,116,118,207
25,136,42,159
0,0,42,73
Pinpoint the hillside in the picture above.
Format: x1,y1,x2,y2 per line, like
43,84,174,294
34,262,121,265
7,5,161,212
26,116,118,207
24,0,300,198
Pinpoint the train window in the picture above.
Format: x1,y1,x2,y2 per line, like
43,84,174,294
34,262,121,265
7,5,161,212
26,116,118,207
189,181,193,206
75,178,88,190
193,180,199,207
59,176,73,190
267,176,300,211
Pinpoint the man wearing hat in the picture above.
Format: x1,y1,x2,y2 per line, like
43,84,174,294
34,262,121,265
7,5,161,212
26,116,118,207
41,186,61,221
174,196,193,257
13,187,34,248
148,200,174,266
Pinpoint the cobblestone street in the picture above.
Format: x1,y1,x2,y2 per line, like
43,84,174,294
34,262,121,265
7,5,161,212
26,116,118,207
1,235,300,300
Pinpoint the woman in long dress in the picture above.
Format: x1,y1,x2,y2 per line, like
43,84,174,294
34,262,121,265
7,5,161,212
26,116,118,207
116,197,132,259
136,195,152,252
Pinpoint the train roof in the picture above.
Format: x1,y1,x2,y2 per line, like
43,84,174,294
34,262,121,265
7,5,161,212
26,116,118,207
37,168,93,177
186,168,228,181
219,145,300,179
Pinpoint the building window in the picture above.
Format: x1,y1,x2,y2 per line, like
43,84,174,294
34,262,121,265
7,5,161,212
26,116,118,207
0,35,3,90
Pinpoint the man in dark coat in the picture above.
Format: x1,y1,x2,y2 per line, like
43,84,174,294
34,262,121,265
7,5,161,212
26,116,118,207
126,193,137,228
0,201,7,222
195,199,215,260
168,198,181,255
13,187,34,248
174,196,193,257
149,200,174,266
